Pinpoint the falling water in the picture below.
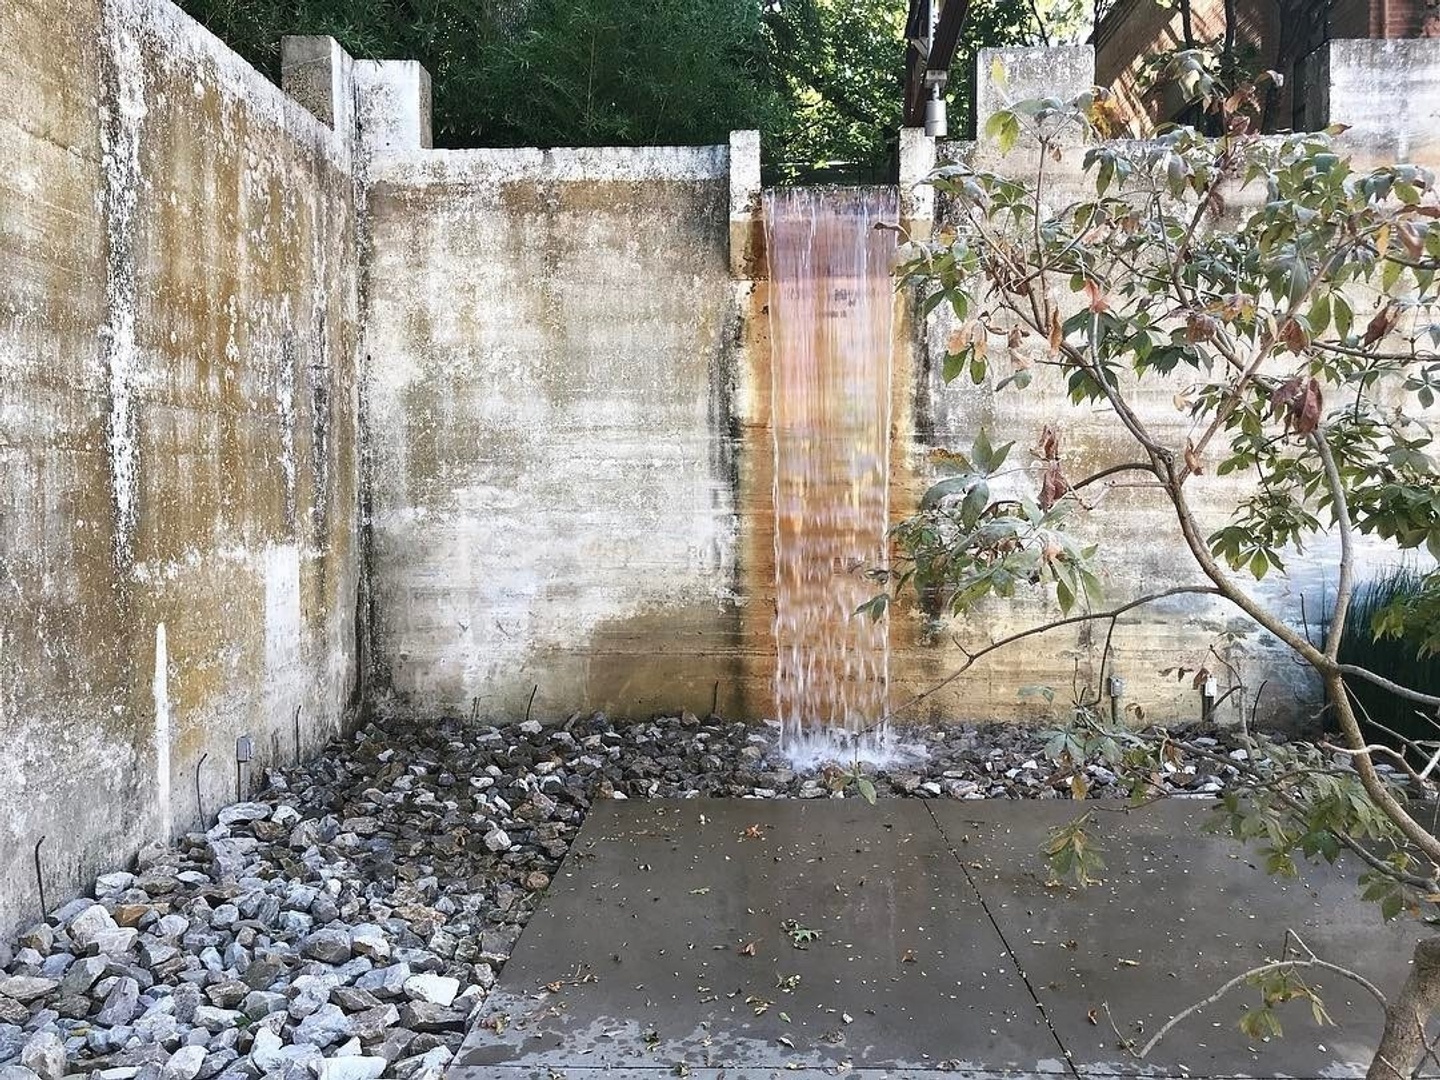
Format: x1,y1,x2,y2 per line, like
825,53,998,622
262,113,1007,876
764,187,913,769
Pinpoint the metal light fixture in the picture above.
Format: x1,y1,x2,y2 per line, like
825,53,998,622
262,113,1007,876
924,86,948,138
235,734,254,800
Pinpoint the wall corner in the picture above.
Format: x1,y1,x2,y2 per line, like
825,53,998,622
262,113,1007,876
354,59,434,158
280,36,356,141
728,130,763,279
898,128,936,240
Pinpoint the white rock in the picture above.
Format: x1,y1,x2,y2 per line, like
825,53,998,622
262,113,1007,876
517,720,543,736
402,974,459,1008
218,802,272,826
484,829,511,853
312,1057,386,1080
67,904,118,947
162,1045,207,1080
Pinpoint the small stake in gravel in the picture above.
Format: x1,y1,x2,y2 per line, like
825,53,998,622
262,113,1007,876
293,705,301,761
32,835,45,921
525,685,538,725
235,734,254,801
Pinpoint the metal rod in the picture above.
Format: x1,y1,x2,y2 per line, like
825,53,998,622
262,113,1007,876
293,705,302,761
525,685,538,725
33,837,46,921
711,681,719,717
195,752,208,825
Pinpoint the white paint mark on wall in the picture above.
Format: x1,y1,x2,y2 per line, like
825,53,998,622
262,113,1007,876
153,622,171,841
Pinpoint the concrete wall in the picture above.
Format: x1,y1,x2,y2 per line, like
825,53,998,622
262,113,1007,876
876,43,1440,727
360,84,748,720
0,0,359,934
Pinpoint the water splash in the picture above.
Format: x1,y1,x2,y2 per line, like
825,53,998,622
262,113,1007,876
764,187,909,769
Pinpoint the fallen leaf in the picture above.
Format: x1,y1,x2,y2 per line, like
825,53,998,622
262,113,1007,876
739,940,758,957
742,824,764,840
1087,1007,1100,1025
1118,958,1140,967
901,949,918,963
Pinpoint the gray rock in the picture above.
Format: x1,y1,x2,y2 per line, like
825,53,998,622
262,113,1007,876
327,988,379,1013
154,915,189,942
302,930,352,967
345,1006,398,1044
96,978,141,1026
0,979,56,1005
162,1046,207,1080
169,984,203,1025
482,829,511,853
191,1006,240,1033
58,957,105,998
19,1032,63,1080
345,928,388,964
216,804,271,828
67,905,119,948
396,1003,464,1034
204,982,249,1010
90,928,139,956
353,965,408,999
14,928,51,957
239,992,286,1022
0,999,26,1028
240,958,285,991
293,1005,351,1050
206,840,257,883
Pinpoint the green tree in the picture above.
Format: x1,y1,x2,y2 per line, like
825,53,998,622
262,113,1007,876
888,60,1440,1077
762,0,1035,182
177,0,782,149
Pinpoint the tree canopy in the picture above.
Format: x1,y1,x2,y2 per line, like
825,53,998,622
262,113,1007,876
176,0,1056,178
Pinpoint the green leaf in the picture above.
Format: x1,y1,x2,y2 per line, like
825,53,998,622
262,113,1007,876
942,350,967,383
855,777,877,805
973,429,994,473
1056,577,1075,615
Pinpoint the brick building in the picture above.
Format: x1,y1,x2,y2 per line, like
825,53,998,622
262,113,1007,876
1094,0,1440,131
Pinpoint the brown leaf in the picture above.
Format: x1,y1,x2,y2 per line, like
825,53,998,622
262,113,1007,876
946,323,974,354
1183,439,1204,475
1364,302,1400,346
739,940,758,957
1083,279,1110,314
1087,1007,1100,1026
1400,222,1426,259
1185,313,1218,343
1279,317,1309,355
1190,666,1211,691
901,949,917,964
1048,308,1063,353
1271,375,1323,435
1035,424,1061,461
742,824,764,840
1039,463,1071,511
1007,326,1025,350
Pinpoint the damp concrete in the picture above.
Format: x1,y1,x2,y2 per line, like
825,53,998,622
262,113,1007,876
452,799,1432,1079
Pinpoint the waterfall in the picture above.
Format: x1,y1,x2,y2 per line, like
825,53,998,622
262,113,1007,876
764,186,905,767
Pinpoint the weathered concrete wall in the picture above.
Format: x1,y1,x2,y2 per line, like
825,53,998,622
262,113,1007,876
0,0,359,935
876,45,1440,727
361,93,747,720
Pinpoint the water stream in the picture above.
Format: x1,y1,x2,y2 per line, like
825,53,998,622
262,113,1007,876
764,187,915,769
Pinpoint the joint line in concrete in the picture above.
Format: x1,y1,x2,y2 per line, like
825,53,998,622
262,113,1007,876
923,801,1081,1079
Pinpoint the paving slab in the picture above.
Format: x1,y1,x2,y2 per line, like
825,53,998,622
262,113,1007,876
930,799,1430,1078
453,798,1063,1078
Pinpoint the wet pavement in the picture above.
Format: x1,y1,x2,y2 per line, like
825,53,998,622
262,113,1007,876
452,799,1430,1079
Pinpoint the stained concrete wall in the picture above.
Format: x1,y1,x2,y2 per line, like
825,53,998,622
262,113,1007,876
361,99,747,720
881,44,1440,727
0,0,359,935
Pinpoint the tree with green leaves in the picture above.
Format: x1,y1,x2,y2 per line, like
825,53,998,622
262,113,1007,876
886,57,1440,1077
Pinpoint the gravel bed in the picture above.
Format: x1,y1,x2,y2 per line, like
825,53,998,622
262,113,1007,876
0,712,1264,1080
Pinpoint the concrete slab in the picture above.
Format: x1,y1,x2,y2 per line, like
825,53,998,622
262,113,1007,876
454,799,1063,1077
930,800,1430,1078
